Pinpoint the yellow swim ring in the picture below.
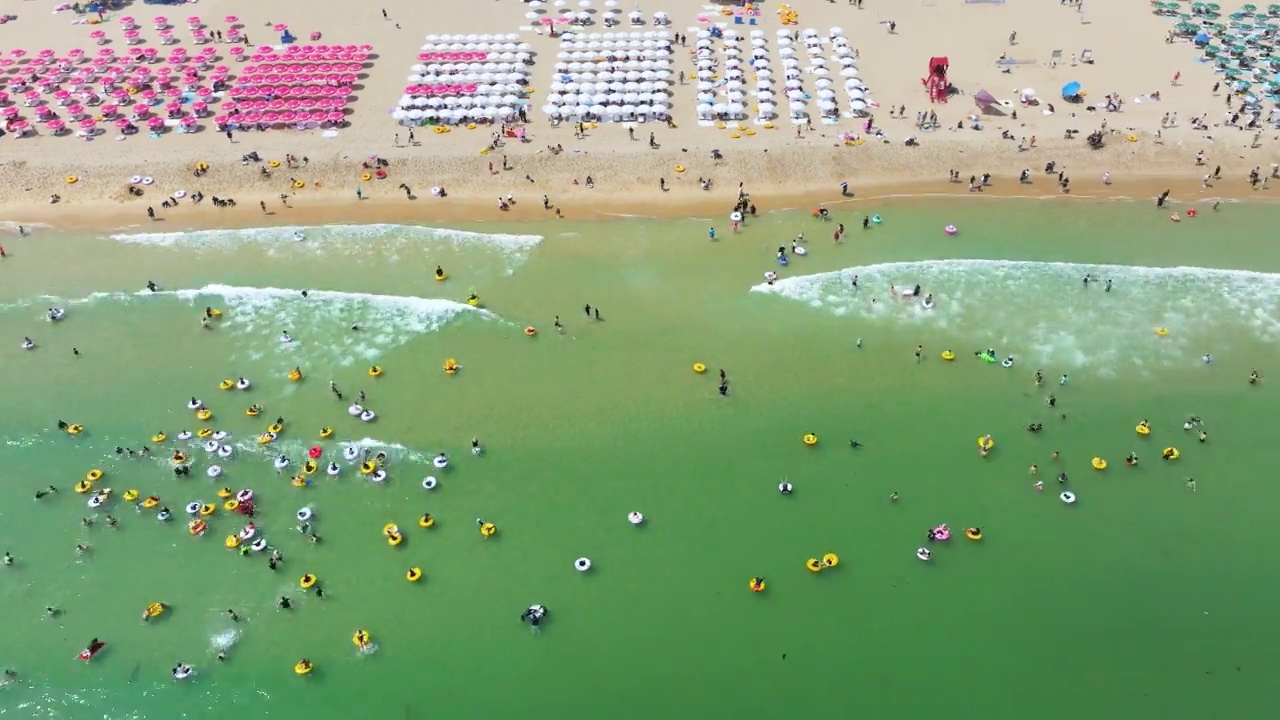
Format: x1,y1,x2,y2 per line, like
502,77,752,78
199,504,215,516
941,351,955,361
361,462,376,475
123,489,139,502
443,358,458,375
386,532,403,546
86,469,103,482
1092,457,1107,470
693,363,707,374
965,528,982,541
294,660,313,675
142,496,160,508
291,475,307,487
66,175,78,185
218,379,235,390
225,535,240,548
805,558,823,573
303,460,317,475
368,365,382,377
748,577,766,592
1136,424,1151,436
197,429,213,438
822,553,839,568
151,432,167,443
360,172,372,181
418,513,435,528
75,480,93,494
1163,447,1180,460
246,406,261,417
258,433,275,445
479,522,497,537
223,499,239,511
217,487,233,498
319,427,332,439
300,573,317,589
1127,134,1138,142
172,452,188,464
978,436,995,450
267,423,283,434
729,133,741,139
268,160,280,168
745,129,757,136
763,122,774,129
383,522,399,535
292,180,305,189
67,424,84,435
406,567,423,582
802,433,818,446
288,369,303,382
674,165,686,173
352,630,370,647
196,409,213,421
1155,327,1169,336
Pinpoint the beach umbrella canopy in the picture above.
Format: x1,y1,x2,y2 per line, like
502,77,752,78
1061,81,1082,97
974,89,999,107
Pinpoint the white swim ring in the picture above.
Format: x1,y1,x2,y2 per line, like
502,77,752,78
628,511,644,525
207,465,222,478
421,476,438,490
273,456,290,470
574,557,592,572
326,462,341,476
202,440,219,453
347,404,363,417
296,507,313,522
432,454,449,469
360,410,376,422
371,470,387,483
342,446,359,461
184,501,202,516
217,445,233,458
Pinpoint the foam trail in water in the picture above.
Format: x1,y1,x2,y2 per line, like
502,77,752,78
752,259,1280,376
107,223,543,274
175,284,491,374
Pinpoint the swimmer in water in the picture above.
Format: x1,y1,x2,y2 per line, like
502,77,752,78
1060,374,1068,385
1057,472,1068,484
471,437,483,455
848,439,862,448
1186,477,1196,492
1126,452,1139,466
1034,480,1044,492
889,492,899,502
1202,353,1212,364
280,330,292,343
1249,369,1261,384
1198,430,1207,443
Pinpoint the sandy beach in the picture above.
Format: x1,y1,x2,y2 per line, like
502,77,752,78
2,0,1277,227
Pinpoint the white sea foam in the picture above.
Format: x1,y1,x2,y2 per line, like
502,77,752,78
177,284,490,373
107,223,543,273
752,259,1280,376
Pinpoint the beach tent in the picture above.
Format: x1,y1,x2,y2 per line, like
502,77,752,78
924,56,948,103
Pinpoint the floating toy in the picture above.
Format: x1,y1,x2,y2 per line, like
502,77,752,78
320,427,333,439
123,489,139,502
421,476,438,490
433,454,449,469
294,660,313,676
944,225,958,235
142,496,160,509
86,469,103,482
303,460,317,475
223,499,239,511
674,164,686,173
207,465,222,478
693,363,707,374
66,424,84,435
142,602,166,620
940,351,955,361
188,519,207,535
1187,208,1197,218
236,378,251,390
288,368,304,382
964,528,982,541
524,326,537,337
300,573,317,589
197,429,213,439
1091,457,1107,470
225,535,240,549
386,531,403,546
297,507,314,523
185,502,202,516
871,214,882,224
217,487,233,498
352,630,370,648
916,547,932,561
978,436,995,451
406,567,423,582
246,406,261,417
443,358,459,375
371,470,388,483
574,557,592,572
822,553,840,568
749,577,766,593
802,433,818,446
196,409,213,421
931,525,951,542
418,513,435,528
151,432,167,443
805,558,823,573
361,461,376,475
172,452,188,465
1170,214,1180,222
368,365,383,377
478,520,497,537
435,268,447,282
219,379,235,390
1162,447,1180,460
1136,423,1151,436
628,511,644,525
1060,491,1077,504
267,423,284,434
1155,327,1169,336
467,294,481,307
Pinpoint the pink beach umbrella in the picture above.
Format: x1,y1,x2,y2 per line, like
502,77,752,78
144,48,159,59
164,87,181,98
38,49,56,59
230,47,246,60
180,115,197,127
78,117,96,131
140,88,158,102
10,120,30,134
326,111,344,122
46,118,66,133
124,30,142,44
90,30,107,44
53,89,72,104
2,106,19,118
34,106,54,120
153,17,169,30
147,115,165,129
67,104,86,119
277,111,296,122
273,23,288,31
101,103,118,117
120,16,136,29
9,49,27,59
191,101,208,116
187,16,203,28
114,117,132,129
224,15,239,24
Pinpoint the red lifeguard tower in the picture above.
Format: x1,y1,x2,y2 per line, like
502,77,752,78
924,56,949,103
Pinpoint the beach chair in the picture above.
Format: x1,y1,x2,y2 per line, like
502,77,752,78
1048,50,1062,67
1080,49,1094,64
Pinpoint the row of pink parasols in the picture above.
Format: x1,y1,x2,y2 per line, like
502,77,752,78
242,63,363,74
222,98,349,112
245,52,369,63
415,52,489,62
228,85,352,100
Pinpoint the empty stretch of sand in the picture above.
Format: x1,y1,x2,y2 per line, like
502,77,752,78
1,0,1276,225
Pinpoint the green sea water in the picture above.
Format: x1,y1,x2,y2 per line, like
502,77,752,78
1,199,1278,719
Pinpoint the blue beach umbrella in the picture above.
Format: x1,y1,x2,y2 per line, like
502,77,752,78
1061,81,1081,97
1195,31,1212,44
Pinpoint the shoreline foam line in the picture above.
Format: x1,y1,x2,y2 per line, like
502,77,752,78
106,223,544,253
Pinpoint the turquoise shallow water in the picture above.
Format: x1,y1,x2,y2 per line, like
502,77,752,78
1,199,1277,719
